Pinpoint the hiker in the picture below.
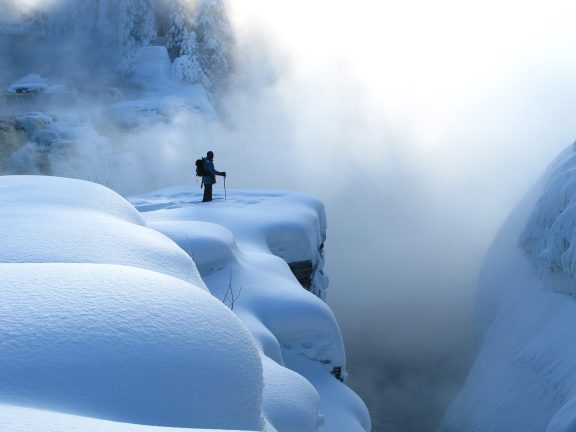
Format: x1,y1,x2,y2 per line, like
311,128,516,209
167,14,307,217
201,151,226,202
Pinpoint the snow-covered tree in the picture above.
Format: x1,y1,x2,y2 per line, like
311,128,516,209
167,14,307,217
165,0,191,61
191,0,233,90
172,30,209,86
118,0,156,77
164,0,208,87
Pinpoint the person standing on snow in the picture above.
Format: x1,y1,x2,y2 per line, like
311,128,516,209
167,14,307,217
202,151,226,202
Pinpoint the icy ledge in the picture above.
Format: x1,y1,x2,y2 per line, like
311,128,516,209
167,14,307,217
0,176,369,432
439,144,576,432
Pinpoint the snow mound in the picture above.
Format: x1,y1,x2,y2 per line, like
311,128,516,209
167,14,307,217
0,176,204,287
131,187,371,432
0,176,264,431
0,404,253,432
440,144,576,432
0,264,262,429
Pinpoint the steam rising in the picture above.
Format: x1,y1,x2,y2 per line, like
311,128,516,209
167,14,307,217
3,1,576,431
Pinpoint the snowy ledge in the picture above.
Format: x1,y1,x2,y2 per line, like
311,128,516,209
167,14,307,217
0,176,370,432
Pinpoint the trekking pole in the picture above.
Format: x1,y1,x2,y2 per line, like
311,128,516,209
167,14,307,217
224,176,227,201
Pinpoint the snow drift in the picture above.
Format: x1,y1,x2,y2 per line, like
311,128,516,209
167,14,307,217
0,175,370,432
0,176,263,430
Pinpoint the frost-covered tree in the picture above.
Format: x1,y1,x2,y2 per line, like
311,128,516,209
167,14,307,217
172,29,209,86
163,0,233,89
165,0,192,61
3,0,233,91
191,0,233,90
164,0,208,87
118,0,156,77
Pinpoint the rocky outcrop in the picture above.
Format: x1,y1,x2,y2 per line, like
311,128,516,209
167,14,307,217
130,188,371,432
288,242,328,299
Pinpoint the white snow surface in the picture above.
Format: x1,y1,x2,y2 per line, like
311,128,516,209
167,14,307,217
0,404,250,432
440,143,576,432
0,176,263,431
0,176,370,432
130,186,371,432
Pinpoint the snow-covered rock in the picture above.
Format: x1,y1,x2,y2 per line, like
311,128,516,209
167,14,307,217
130,187,371,432
440,143,576,432
0,176,263,431
7,74,65,95
0,176,370,432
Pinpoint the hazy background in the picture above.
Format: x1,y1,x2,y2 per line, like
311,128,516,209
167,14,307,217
4,1,576,430
223,1,576,430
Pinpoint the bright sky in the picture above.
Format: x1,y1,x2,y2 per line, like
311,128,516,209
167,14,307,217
229,0,576,142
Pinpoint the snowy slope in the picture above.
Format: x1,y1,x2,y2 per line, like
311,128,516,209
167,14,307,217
0,176,370,432
439,143,576,432
130,187,371,432
0,404,250,432
0,176,263,431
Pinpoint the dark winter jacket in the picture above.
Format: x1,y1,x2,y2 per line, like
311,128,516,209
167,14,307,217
202,158,224,186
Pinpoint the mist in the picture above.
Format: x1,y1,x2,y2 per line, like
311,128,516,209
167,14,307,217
3,1,576,431
224,2,576,430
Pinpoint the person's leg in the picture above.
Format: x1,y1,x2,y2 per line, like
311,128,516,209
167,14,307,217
203,183,213,202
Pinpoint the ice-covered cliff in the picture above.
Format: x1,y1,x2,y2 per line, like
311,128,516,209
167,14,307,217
439,143,576,432
0,175,370,432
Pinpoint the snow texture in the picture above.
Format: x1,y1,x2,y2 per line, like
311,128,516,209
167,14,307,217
0,176,369,432
131,187,371,432
0,404,251,432
440,143,576,432
0,176,263,431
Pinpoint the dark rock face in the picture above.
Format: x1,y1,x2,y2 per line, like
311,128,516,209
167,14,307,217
288,260,314,290
287,242,328,300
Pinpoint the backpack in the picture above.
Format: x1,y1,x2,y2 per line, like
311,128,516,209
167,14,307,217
196,158,208,177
